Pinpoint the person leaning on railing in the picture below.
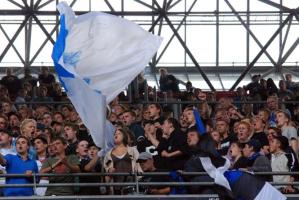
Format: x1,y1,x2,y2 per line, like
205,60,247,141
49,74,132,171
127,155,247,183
0,136,38,197
137,152,171,195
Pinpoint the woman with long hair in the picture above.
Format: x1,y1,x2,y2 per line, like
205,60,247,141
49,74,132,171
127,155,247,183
104,127,141,194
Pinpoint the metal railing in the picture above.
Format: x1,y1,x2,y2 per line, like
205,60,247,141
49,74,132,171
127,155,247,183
1,171,299,190
1,172,299,200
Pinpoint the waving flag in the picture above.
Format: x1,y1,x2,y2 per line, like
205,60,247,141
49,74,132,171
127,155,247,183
52,2,162,148
200,156,286,200
193,107,206,135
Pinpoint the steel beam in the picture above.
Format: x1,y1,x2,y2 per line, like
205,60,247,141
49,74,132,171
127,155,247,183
150,0,166,87
258,0,291,12
159,7,215,90
246,0,250,66
156,0,198,64
168,0,183,10
277,38,299,67
0,10,295,16
21,0,29,9
261,68,274,78
0,24,25,64
7,0,24,9
30,0,77,65
104,0,115,12
34,0,43,10
230,14,292,91
32,15,55,45
0,15,29,62
283,68,299,78
224,0,277,67
37,0,55,10
216,0,220,86
134,0,158,11
277,15,293,72
25,16,33,66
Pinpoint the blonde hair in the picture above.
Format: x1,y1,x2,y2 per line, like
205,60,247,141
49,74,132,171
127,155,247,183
20,119,37,135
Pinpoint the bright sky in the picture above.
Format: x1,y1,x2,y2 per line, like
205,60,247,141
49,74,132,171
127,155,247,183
0,0,298,90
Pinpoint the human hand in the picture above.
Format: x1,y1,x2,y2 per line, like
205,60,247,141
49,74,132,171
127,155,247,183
283,186,295,193
108,167,116,173
148,188,158,194
161,151,169,158
25,170,33,177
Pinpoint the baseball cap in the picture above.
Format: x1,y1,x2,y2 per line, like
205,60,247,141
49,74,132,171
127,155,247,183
137,152,153,162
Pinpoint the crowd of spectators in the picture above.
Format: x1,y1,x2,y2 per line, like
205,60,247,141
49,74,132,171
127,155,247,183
0,67,298,196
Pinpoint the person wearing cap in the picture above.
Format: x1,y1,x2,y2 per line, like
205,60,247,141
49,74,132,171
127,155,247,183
276,110,298,153
242,139,271,180
270,136,298,193
137,152,171,195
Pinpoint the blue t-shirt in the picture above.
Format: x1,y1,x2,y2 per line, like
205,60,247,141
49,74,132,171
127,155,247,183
4,154,38,196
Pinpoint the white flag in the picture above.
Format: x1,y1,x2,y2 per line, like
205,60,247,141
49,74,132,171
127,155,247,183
52,2,162,148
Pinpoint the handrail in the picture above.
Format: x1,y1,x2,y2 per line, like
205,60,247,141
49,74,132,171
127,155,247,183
1,171,299,177
0,171,298,189
1,181,299,188
13,100,299,105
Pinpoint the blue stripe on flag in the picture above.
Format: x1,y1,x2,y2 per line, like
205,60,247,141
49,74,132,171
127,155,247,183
193,108,206,135
51,14,75,91
224,170,243,187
